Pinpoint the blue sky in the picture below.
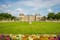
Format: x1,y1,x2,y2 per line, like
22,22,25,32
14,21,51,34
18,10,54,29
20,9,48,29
0,0,60,17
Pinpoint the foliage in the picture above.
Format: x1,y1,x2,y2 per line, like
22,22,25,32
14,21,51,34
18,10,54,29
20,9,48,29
55,12,60,20
42,16,47,21
47,12,60,20
0,13,16,20
47,12,55,20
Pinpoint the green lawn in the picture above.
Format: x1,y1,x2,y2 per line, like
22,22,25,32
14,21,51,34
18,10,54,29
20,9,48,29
0,22,60,34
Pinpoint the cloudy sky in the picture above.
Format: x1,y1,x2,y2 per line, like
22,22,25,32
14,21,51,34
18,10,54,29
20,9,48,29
0,0,60,17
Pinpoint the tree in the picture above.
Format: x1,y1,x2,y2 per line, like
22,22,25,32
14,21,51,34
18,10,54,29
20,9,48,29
0,13,16,21
55,12,60,20
0,16,4,20
11,16,16,20
0,13,12,19
42,16,47,21
47,12,55,20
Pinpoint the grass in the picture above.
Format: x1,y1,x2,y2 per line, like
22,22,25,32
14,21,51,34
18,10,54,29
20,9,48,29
0,21,60,34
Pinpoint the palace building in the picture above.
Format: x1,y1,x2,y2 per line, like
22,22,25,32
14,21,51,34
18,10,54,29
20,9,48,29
19,13,42,21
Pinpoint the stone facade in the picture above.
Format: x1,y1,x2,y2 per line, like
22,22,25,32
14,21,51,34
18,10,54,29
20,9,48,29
19,13,42,21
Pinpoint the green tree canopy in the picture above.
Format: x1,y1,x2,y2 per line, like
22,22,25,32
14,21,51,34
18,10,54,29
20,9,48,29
47,12,55,20
0,13,16,20
55,12,60,20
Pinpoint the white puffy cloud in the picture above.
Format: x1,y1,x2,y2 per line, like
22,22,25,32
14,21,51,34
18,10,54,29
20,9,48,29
48,8,52,12
15,8,24,13
7,8,25,16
